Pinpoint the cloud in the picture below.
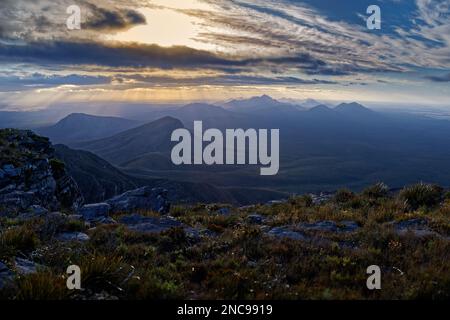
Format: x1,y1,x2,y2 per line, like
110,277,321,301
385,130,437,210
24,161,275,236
0,40,353,78
0,0,150,41
0,73,111,91
83,3,146,31
425,73,450,82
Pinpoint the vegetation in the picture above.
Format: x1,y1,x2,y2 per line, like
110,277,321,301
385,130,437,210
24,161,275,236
0,183,449,300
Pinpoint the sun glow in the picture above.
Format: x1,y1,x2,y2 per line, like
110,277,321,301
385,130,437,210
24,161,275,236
108,4,218,51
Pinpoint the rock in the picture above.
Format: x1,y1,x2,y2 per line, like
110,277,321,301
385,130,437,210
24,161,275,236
0,129,84,213
0,191,36,212
16,205,48,221
393,219,439,237
216,207,231,215
2,164,21,177
0,261,14,289
247,214,265,224
56,175,84,210
56,232,90,242
119,214,198,237
267,226,308,241
78,203,111,220
92,216,117,225
300,220,360,233
267,199,287,205
310,192,334,205
67,214,83,221
14,257,40,275
106,187,170,214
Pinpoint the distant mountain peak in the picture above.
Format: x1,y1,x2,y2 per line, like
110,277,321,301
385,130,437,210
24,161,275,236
250,95,277,103
36,113,139,145
335,102,372,113
309,105,334,113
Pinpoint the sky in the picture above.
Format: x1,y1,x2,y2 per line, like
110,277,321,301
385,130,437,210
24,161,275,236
0,0,449,110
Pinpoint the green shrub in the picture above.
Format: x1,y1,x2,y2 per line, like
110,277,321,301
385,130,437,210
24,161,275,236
0,226,39,258
15,271,69,300
334,189,355,204
49,158,66,179
363,182,389,199
399,183,443,210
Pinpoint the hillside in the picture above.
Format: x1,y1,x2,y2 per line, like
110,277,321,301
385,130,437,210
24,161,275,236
1,180,449,300
54,144,140,203
76,117,183,166
36,113,139,145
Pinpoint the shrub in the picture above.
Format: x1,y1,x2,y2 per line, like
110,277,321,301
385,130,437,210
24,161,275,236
15,271,69,300
363,182,389,199
49,158,66,179
78,255,130,293
399,183,443,210
289,194,313,207
0,226,39,258
334,189,355,204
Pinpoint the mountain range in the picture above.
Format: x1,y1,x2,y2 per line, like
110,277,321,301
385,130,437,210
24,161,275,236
14,95,450,202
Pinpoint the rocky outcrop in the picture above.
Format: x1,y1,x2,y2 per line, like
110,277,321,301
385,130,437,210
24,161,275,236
0,129,83,215
118,214,201,238
0,261,14,289
106,187,170,214
77,187,170,224
78,203,111,220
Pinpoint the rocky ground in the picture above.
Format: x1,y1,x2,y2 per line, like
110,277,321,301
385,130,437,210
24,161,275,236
0,129,449,299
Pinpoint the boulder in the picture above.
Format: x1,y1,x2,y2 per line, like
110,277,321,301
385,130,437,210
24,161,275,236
393,218,439,237
0,129,84,214
0,261,14,289
106,187,170,214
267,226,308,241
247,214,265,224
78,203,111,220
216,207,231,215
14,258,40,275
56,232,90,242
300,220,360,233
16,205,48,221
2,164,21,177
119,214,198,237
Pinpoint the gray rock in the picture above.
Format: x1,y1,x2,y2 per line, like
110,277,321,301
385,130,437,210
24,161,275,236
300,220,360,233
0,191,36,211
56,232,90,242
247,214,265,224
267,226,308,241
2,164,21,177
394,219,439,237
91,216,117,225
216,207,231,215
0,130,84,213
106,187,170,214
119,214,198,236
78,203,111,220
67,214,83,221
16,205,48,221
267,199,287,205
0,261,14,289
14,258,40,275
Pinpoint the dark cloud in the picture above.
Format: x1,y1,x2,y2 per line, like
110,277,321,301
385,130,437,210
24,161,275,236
126,74,336,86
84,4,146,31
0,41,235,68
0,40,347,77
0,74,111,91
425,73,450,82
